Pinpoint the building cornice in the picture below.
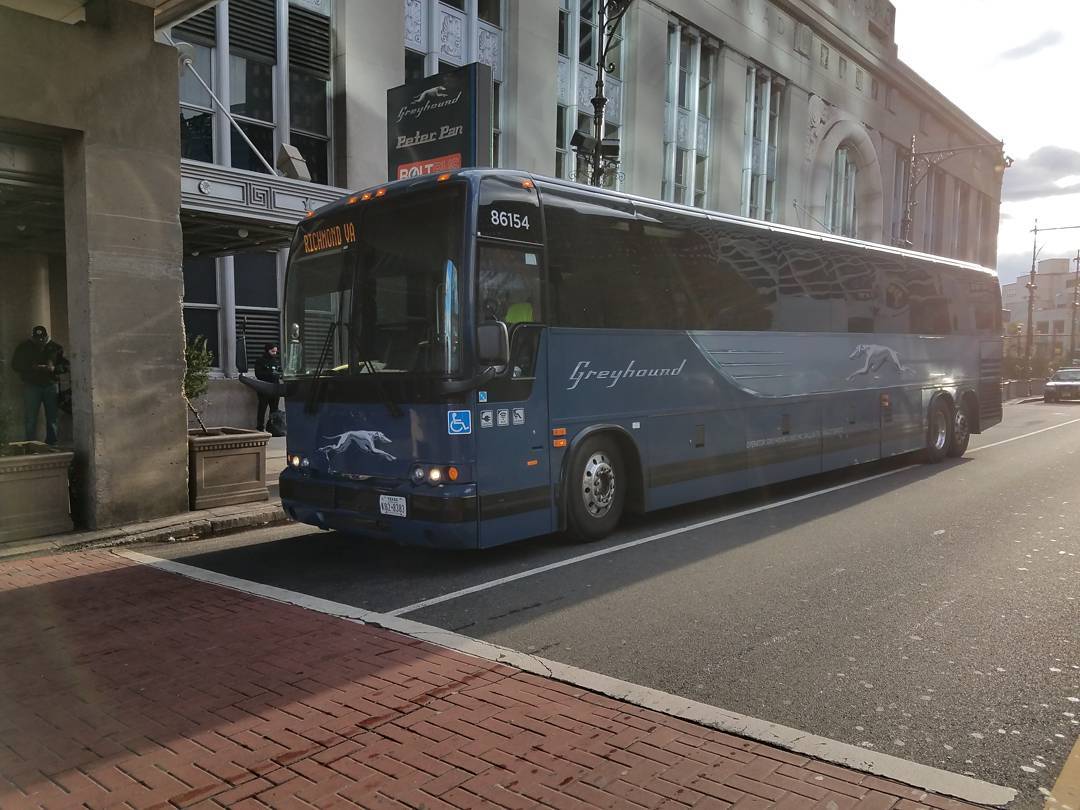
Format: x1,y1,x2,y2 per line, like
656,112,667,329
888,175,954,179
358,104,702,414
771,0,997,143
180,159,348,225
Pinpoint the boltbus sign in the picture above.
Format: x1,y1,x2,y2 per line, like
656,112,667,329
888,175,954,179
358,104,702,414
386,62,493,182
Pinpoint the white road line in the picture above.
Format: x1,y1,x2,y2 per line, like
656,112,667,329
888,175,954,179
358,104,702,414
385,464,919,617
968,417,1080,453
115,549,1016,807
389,414,1080,618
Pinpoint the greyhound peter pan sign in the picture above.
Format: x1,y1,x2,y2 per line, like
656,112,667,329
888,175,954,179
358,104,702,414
386,62,493,182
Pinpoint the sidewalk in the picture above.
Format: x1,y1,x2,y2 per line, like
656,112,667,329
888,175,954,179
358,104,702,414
0,437,290,562
0,550,996,810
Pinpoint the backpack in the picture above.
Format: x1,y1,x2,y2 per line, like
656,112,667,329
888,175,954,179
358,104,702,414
266,410,286,437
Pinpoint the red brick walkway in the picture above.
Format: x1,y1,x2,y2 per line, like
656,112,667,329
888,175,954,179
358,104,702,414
0,551,983,809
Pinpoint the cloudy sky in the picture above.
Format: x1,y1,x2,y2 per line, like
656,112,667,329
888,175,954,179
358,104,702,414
893,1,1080,284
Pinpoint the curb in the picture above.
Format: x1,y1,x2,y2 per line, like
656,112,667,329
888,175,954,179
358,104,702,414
0,504,291,561
120,550,1017,808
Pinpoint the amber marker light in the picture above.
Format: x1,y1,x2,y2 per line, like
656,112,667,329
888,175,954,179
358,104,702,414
447,466,460,481
526,459,539,467
437,173,452,182
521,179,534,189
304,210,315,218
347,195,360,205
552,427,567,436
374,188,387,197
361,192,373,201
553,439,568,448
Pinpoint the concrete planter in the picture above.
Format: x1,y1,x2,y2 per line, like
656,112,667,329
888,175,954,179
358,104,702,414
188,428,271,511
0,442,74,543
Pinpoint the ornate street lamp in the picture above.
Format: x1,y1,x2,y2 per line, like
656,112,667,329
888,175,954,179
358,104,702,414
571,0,633,187
898,135,1011,249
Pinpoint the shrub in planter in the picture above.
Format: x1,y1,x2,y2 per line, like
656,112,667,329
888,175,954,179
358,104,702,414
184,336,270,510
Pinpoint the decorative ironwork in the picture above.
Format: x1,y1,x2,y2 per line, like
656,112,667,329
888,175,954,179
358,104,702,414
572,0,634,187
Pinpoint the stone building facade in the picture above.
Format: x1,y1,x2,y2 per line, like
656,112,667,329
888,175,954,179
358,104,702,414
0,0,1004,534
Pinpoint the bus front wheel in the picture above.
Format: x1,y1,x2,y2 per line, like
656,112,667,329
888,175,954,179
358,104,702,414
924,397,954,464
566,436,625,541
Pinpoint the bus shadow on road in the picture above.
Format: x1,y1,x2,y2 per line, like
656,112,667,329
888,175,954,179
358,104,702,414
166,450,968,618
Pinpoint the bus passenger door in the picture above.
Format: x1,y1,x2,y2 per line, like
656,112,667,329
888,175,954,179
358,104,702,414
474,325,553,547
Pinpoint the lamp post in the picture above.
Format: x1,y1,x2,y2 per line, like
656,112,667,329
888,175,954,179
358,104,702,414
898,135,1011,249
572,0,633,187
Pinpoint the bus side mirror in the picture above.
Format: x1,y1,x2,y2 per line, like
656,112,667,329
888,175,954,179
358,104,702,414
477,321,509,366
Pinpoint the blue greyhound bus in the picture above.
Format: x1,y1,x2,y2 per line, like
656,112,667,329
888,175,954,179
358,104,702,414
278,169,1002,548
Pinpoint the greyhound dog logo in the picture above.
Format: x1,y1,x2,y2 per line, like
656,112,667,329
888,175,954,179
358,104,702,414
846,344,913,381
412,85,448,104
319,430,396,467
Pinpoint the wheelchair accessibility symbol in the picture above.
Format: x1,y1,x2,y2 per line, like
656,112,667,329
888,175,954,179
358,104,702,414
447,410,472,435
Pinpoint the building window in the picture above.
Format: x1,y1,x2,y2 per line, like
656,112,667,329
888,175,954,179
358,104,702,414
555,104,569,178
891,143,910,245
825,144,858,237
178,41,215,162
288,4,332,185
554,0,625,187
741,65,782,220
230,54,276,173
403,0,504,167
182,256,221,368
235,252,281,355
662,24,714,206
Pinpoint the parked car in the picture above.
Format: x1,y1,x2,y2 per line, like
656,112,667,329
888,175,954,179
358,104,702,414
1044,368,1080,402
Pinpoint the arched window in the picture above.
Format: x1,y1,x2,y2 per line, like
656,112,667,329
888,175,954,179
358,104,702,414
825,144,858,237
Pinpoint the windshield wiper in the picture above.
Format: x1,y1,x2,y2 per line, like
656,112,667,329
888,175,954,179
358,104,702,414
304,320,337,414
343,323,402,418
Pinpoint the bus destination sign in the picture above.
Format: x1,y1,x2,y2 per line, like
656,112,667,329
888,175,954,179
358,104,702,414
386,62,493,182
302,221,356,255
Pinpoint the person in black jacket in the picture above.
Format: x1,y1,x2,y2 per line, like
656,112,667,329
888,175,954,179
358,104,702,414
11,325,67,445
254,343,282,432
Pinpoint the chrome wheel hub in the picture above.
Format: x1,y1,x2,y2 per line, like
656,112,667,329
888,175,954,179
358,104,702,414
933,408,948,452
954,409,969,448
582,451,616,519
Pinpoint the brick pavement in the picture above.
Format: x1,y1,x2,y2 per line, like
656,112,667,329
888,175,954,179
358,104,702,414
0,551,987,810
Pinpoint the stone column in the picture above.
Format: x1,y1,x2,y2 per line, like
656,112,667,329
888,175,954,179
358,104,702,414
502,0,557,175
621,2,668,199
711,47,749,216
336,0,404,187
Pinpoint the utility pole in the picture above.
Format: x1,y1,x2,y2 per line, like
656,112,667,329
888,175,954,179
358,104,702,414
1071,249,1080,362
1025,221,1038,365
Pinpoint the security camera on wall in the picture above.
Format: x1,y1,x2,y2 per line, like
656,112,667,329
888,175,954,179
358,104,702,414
277,144,311,183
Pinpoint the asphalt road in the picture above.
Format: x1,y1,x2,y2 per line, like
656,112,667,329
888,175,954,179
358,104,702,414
146,401,1080,808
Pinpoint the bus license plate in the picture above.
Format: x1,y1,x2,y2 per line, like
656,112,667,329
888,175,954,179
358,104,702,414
379,495,407,518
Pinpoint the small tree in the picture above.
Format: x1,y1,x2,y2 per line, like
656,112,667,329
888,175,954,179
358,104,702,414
184,336,213,435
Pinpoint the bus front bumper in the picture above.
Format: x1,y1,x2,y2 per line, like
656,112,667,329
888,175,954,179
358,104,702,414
279,469,478,549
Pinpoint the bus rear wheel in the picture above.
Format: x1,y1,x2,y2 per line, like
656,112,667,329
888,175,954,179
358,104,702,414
566,436,625,541
924,397,953,464
947,398,973,457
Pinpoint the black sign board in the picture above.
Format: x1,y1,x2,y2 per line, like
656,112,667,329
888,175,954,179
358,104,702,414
386,62,493,182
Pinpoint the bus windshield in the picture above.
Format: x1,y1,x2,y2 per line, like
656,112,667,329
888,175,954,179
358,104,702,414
283,187,465,379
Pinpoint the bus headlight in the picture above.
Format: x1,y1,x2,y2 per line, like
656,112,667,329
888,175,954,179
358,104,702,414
411,465,426,484
427,467,442,483
289,454,302,468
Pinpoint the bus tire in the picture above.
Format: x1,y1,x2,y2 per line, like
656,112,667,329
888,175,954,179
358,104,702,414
924,396,953,464
566,436,625,541
947,397,973,457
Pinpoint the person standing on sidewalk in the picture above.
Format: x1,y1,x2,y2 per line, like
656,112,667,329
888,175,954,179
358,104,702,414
11,325,67,445
254,342,282,432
